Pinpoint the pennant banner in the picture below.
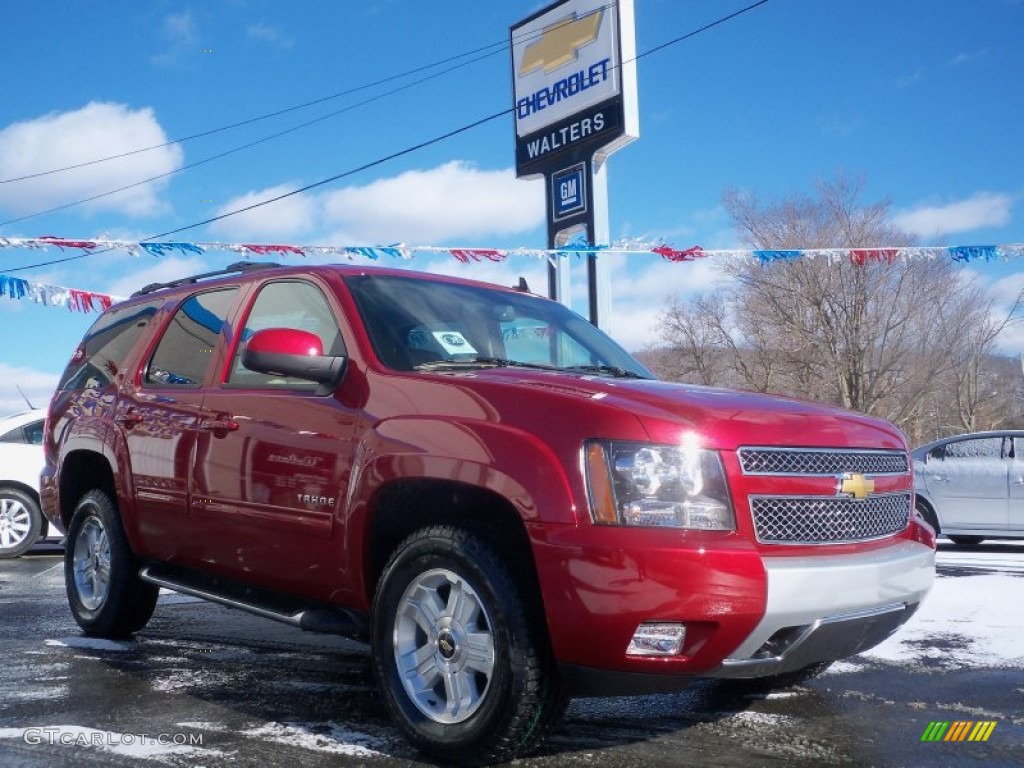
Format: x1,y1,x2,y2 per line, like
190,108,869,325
2,236,1023,267
2,237,1024,315
0,272,119,313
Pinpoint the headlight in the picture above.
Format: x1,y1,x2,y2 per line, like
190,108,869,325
585,437,735,530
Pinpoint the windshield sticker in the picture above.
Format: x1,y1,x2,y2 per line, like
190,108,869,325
432,331,477,356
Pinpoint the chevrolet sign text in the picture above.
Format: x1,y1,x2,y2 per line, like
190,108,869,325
516,58,611,119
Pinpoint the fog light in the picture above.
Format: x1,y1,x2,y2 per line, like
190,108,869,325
626,623,686,657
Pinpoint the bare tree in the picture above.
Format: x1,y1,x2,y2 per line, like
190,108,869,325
656,292,732,386
654,175,1022,439
944,291,1024,432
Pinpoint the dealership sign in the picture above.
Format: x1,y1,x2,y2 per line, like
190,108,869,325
511,0,638,178
511,0,639,327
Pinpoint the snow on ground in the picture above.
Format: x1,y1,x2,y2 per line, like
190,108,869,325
934,540,1024,574
156,588,203,606
44,637,132,652
862,543,1024,668
240,721,392,757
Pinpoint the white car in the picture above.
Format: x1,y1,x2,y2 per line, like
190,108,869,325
911,430,1024,546
0,409,50,558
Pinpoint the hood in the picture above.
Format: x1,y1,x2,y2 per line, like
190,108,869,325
460,370,907,451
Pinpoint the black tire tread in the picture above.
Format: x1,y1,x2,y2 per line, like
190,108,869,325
64,489,158,638
914,498,940,535
948,535,984,546
372,524,566,766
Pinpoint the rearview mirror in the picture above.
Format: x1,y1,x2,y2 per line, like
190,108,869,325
242,328,345,385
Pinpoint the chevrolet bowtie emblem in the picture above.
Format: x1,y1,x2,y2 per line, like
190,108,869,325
520,10,603,76
837,473,875,500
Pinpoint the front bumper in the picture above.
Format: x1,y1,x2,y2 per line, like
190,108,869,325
709,539,934,678
531,522,933,694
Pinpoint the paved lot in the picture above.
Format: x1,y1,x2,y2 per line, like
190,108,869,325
1,541,1021,767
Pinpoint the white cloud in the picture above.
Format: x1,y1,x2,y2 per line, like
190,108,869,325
891,192,1013,239
948,48,988,67
985,270,1024,306
597,254,734,349
605,302,666,352
246,22,294,49
0,363,58,416
608,254,731,303
105,255,210,299
205,162,545,246
0,102,184,218
981,272,1024,356
151,11,199,67
322,161,544,243
208,184,318,241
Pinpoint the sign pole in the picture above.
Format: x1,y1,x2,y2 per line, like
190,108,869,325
511,0,638,330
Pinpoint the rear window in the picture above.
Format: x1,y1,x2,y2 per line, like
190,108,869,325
59,300,162,390
0,419,44,444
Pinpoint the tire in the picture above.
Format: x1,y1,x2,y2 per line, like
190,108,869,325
914,499,940,535
0,488,44,559
948,535,984,547
371,525,567,766
64,489,159,638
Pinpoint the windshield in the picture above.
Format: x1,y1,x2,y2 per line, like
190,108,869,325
344,274,654,379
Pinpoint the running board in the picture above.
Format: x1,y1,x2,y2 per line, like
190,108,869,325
139,563,368,640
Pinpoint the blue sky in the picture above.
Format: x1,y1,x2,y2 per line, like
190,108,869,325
1,0,1022,413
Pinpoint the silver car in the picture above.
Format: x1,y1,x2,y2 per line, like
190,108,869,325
911,430,1024,546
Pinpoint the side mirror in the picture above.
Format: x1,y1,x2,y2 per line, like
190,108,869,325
242,328,346,385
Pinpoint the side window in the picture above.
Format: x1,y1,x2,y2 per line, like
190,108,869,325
0,420,42,444
58,300,162,390
0,424,27,443
942,437,1004,460
146,288,238,388
23,419,45,445
228,281,344,390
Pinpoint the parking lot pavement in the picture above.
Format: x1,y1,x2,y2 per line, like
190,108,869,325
1,545,1021,767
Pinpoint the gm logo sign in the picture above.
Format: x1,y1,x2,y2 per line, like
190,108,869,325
552,163,586,220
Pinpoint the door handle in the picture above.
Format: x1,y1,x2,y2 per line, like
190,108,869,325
115,409,143,429
1014,477,1024,486
931,475,949,483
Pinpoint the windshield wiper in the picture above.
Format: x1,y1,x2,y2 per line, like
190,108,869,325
562,364,647,379
414,357,558,372
414,359,646,378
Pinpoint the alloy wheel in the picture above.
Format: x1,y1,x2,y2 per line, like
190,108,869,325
73,516,111,611
0,497,32,550
393,567,496,724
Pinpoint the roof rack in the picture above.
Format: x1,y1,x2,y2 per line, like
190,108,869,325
131,261,283,297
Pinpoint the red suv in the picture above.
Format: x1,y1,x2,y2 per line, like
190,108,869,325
42,262,935,764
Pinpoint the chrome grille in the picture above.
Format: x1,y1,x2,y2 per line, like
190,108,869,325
738,448,908,476
750,493,911,544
